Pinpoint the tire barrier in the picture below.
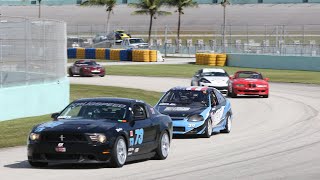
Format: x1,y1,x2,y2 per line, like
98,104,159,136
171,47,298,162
68,48,159,62
195,53,227,66
76,48,85,59
85,48,96,59
95,48,106,59
110,49,121,61
67,48,77,59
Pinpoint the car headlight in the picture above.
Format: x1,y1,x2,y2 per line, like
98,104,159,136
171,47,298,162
88,133,107,143
199,78,210,84
187,114,204,122
257,84,268,88
29,133,40,141
235,84,245,87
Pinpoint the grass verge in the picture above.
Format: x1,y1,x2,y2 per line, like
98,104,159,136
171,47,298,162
0,84,161,148
107,64,320,84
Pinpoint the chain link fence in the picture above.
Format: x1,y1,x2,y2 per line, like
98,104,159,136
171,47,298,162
0,16,66,88
67,24,320,57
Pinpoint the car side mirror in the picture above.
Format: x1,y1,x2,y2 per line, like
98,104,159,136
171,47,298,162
264,78,269,81
51,113,60,120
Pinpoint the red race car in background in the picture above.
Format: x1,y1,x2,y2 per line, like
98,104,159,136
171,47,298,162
228,71,269,98
68,60,105,77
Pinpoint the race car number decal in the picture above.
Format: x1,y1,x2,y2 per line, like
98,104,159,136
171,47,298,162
129,128,144,146
188,124,196,128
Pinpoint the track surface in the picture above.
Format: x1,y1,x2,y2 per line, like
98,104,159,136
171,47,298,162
1,76,320,179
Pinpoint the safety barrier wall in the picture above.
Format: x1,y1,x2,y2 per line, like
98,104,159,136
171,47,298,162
68,48,158,62
227,54,320,71
196,53,227,66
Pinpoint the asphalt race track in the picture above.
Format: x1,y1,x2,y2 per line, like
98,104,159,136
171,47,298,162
1,76,320,179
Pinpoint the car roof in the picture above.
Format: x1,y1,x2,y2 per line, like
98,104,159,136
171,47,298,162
169,86,213,92
202,68,226,73
73,97,145,104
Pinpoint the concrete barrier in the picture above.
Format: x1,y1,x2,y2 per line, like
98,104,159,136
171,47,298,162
227,54,320,71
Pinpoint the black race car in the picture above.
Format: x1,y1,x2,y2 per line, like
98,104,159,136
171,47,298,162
27,98,172,168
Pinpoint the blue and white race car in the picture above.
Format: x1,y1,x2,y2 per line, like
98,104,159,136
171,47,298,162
154,86,232,138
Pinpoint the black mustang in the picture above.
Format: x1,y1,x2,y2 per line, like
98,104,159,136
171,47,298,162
27,98,173,168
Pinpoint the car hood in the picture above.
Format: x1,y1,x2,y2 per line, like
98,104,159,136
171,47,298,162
233,78,268,84
202,76,229,85
33,119,117,133
156,105,207,118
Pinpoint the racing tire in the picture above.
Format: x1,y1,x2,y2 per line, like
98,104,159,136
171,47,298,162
100,74,105,77
228,89,237,98
28,161,48,168
202,119,213,138
154,131,170,160
221,115,232,133
109,136,127,168
68,68,73,77
262,94,269,98
79,69,85,77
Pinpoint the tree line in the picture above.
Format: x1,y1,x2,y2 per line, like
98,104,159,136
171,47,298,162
81,0,230,45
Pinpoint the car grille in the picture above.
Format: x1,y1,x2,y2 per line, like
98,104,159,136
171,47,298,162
41,133,87,142
173,127,185,132
171,117,185,121
248,84,256,88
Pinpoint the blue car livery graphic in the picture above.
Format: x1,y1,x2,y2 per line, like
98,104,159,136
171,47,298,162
155,86,233,137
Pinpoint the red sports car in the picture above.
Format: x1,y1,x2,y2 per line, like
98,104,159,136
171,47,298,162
228,71,269,98
68,60,105,77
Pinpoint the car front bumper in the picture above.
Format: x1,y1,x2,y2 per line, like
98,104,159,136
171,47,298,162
28,142,112,164
171,118,207,135
233,87,269,95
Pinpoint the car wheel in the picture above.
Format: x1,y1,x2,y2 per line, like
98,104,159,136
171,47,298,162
262,94,269,98
68,68,73,77
28,161,48,168
154,131,170,160
221,115,231,133
100,74,105,77
109,136,127,168
228,88,237,98
79,69,85,77
202,119,213,138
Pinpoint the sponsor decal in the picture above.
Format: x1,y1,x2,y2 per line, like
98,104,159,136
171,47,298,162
134,148,139,153
34,121,64,132
159,103,177,106
57,116,71,119
164,107,191,111
130,131,134,137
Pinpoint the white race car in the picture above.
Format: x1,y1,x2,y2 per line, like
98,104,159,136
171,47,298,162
191,68,230,94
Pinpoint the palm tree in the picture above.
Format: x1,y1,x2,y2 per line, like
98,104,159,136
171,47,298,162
221,0,230,52
165,0,197,45
81,0,117,34
130,0,171,43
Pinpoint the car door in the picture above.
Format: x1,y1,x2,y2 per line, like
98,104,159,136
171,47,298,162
211,90,227,127
128,103,157,155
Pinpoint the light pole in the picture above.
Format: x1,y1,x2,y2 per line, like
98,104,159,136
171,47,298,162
38,0,42,18
221,0,230,53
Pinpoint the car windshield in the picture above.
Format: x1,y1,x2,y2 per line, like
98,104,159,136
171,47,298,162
58,102,128,121
130,39,144,44
159,90,209,107
77,61,97,66
201,72,228,77
237,72,263,79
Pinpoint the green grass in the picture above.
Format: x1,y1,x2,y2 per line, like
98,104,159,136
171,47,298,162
107,64,320,84
0,84,161,148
